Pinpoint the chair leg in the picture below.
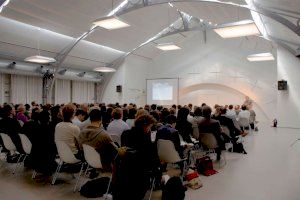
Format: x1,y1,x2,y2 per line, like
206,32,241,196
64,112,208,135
73,162,85,192
104,174,113,200
79,164,90,190
12,154,24,175
148,177,156,200
32,170,37,179
52,161,63,185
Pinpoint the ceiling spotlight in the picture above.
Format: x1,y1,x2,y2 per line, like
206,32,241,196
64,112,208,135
247,52,275,62
156,43,181,51
7,61,16,69
25,55,56,64
93,16,130,30
214,20,260,38
94,67,116,72
77,72,86,77
58,69,67,75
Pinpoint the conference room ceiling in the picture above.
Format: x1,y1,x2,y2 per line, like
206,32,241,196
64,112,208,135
0,0,299,71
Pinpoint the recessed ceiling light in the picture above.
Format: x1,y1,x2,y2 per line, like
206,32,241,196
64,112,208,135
94,67,116,72
247,53,275,62
93,16,130,30
24,55,56,64
156,43,181,51
214,20,260,38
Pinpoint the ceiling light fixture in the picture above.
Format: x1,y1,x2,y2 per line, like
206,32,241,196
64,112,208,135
93,16,130,30
214,20,260,38
25,55,56,64
94,67,116,72
247,52,275,62
156,43,181,51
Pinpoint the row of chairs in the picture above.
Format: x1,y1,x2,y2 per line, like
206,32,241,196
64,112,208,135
0,133,111,198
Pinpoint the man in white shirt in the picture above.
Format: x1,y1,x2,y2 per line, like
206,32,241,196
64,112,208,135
107,108,130,137
226,105,237,119
237,105,250,131
55,104,81,156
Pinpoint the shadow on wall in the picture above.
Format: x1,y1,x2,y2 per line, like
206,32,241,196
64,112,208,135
179,83,270,121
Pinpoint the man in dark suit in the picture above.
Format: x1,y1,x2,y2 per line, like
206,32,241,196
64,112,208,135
198,106,224,160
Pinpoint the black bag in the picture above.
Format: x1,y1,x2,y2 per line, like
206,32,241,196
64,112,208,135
80,177,110,198
162,177,186,200
232,142,247,154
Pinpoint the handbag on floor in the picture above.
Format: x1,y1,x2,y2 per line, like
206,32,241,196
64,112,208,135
196,156,218,176
162,176,186,200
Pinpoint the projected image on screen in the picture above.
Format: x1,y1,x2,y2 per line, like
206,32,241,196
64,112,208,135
152,82,173,101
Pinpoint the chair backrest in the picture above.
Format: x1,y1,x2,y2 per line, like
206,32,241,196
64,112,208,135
199,133,218,149
18,120,24,127
18,134,32,154
110,134,121,146
157,139,181,163
82,144,102,169
238,117,249,127
55,141,80,164
221,126,230,137
0,133,17,152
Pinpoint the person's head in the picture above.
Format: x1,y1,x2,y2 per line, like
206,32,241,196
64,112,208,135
172,104,177,109
128,108,137,119
177,107,190,122
50,105,61,119
39,110,50,124
157,105,163,112
62,104,75,122
202,106,212,119
241,105,247,110
177,105,182,110
18,104,25,113
201,103,206,107
31,101,36,107
220,107,227,115
135,109,149,119
31,108,40,121
194,107,202,117
224,105,228,109
150,111,160,122
150,104,157,111
134,114,156,134
80,103,89,113
112,108,123,120
89,109,102,124
169,108,176,115
2,104,13,118
75,109,86,122
245,96,250,101
166,115,177,128
144,105,150,112
25,104,30,111
234,105,240,110
229,105,233,110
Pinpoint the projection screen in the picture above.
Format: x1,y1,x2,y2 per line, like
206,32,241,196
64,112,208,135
146,78,179,105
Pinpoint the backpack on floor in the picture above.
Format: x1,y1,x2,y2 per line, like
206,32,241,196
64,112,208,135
162,176,186,200
80,177,110,198
196,156,218,176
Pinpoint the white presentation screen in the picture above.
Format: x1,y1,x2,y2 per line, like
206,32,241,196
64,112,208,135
146,78,178,105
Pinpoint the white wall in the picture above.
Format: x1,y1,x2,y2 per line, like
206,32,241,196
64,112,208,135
102,31,277,122
102,55,148,106
277,46,300,127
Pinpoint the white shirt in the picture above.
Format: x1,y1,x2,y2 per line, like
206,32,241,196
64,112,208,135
72,117,82,127
107,119,130,137
55,122,80,154
238,110,250,120
226,109,237,119
126,119,135,128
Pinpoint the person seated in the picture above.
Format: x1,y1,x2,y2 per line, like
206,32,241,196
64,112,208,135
249,106,257,130
226,104,236,119
125,108,137,128
118,114,161,200
79,109,118,171
55,104,81,158
190,107,204,140
0,104,24,154
156,115,183,158
198,106,225,161
237,105,251,130
107,108,130,137
175,107,193,143
16,104,29,124
213,107,247,138
72,109,86,129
